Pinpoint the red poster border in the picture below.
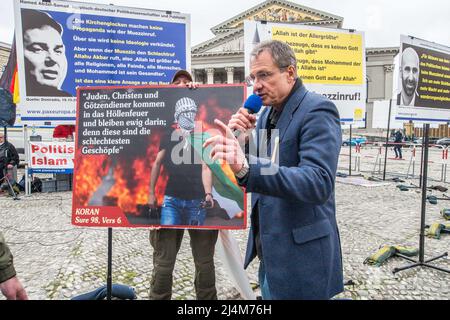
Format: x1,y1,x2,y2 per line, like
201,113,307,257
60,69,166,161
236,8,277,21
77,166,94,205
73,84,248,230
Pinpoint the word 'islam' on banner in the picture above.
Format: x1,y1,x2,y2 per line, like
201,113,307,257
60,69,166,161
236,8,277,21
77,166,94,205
28,141,75,174
13,0,190,125
72,85,247,229
244,20,366,127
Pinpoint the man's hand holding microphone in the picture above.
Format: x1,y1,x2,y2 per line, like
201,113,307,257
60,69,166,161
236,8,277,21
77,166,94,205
229,107,257,143
203,94,262,175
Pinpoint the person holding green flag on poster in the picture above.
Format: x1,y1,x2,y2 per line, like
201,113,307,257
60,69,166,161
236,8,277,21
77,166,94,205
148,70,245,300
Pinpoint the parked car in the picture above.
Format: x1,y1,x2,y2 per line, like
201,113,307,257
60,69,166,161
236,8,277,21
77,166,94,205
436,137,450,147
342,137,367,146
413,137,440,146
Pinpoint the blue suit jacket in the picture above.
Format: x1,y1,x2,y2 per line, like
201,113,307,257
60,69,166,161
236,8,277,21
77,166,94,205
243,84,344,300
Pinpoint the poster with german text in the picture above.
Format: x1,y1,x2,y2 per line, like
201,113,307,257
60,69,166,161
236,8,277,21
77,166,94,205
14,0,190,125
394,35,450,123
72,85,246,229
244,21,366,127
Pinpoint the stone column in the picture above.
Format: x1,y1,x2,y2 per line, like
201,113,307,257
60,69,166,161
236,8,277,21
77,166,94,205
384,64,395,100
206,68,215,84
225,67,234,84
191,69,196,83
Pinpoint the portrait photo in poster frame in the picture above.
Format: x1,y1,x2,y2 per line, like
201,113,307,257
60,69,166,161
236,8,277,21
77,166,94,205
21,8,72,97
394,35,450,123
13,0,190,124
396,41,450,110
72,84,247,230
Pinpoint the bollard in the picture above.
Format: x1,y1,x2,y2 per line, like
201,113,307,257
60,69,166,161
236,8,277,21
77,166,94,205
372,143,383,175
358,144,361,172
353,143,361,172
378,144,382,174
446,149,448,183
406,145,416,179
442,147,448,183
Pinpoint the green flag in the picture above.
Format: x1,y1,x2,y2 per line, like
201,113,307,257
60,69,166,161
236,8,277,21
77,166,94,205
189,132,244,218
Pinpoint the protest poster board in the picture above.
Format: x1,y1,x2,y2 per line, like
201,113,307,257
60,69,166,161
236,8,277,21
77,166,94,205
72,85,246,229
394,35,450,123
13,0,190,125
28,140,74,173
244,21,366,127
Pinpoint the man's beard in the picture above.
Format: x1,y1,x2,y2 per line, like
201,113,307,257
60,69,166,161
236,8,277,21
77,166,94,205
403,79,417,96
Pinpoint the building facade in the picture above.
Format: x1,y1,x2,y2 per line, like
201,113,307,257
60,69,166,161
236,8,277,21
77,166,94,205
191,0,344,85
191,0,399,129
365,47,399,129
0,41,11,78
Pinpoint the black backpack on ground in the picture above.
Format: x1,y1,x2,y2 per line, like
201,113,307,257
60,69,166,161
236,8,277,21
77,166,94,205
18,175,42,193
31,177,42,193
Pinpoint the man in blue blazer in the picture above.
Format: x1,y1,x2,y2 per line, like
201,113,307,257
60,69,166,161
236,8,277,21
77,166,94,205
204,40,343,299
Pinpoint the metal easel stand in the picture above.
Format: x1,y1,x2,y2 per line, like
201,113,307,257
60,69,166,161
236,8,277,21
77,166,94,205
107,227,113,300
393,124,450,275
0,172,19,200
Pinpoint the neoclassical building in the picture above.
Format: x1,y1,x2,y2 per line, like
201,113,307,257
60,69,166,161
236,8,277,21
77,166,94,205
0,41,11,77
365,47,399,128
191,0,344,84
191,0,399,129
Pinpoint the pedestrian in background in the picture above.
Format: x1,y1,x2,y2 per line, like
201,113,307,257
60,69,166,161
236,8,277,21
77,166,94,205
394,129,404,159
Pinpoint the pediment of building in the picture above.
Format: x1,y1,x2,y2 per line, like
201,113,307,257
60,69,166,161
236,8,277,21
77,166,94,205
192,29,244,55
211,0,343,34
193,0,343,55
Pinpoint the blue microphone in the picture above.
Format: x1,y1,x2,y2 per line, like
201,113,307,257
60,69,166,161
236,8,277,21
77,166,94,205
233,94,263,137
244,94,263,114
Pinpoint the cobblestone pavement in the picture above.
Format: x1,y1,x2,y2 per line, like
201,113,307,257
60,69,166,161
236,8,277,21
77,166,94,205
1,144,449,300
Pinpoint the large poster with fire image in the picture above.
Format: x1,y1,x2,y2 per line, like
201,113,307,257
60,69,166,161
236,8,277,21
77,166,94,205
72,84,247,229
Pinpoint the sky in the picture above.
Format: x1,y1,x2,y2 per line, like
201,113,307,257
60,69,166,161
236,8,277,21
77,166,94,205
0,0,449,48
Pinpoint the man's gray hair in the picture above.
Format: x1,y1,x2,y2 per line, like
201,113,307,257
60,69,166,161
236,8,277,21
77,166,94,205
250,40,297,69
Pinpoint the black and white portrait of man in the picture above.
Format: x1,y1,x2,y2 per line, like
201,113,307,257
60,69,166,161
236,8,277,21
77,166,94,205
397,47,420,106
21,9,71,97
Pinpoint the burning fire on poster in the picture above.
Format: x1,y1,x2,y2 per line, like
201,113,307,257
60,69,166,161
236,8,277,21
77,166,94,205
73,132,168,215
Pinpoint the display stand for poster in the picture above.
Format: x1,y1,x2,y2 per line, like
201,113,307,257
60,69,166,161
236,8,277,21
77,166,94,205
349,124,353,176
107,228,113,300
382,100,393,181
393,124,450,275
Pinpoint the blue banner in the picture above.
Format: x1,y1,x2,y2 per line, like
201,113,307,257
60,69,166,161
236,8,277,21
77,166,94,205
34,11,186,96
14,1,189,124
